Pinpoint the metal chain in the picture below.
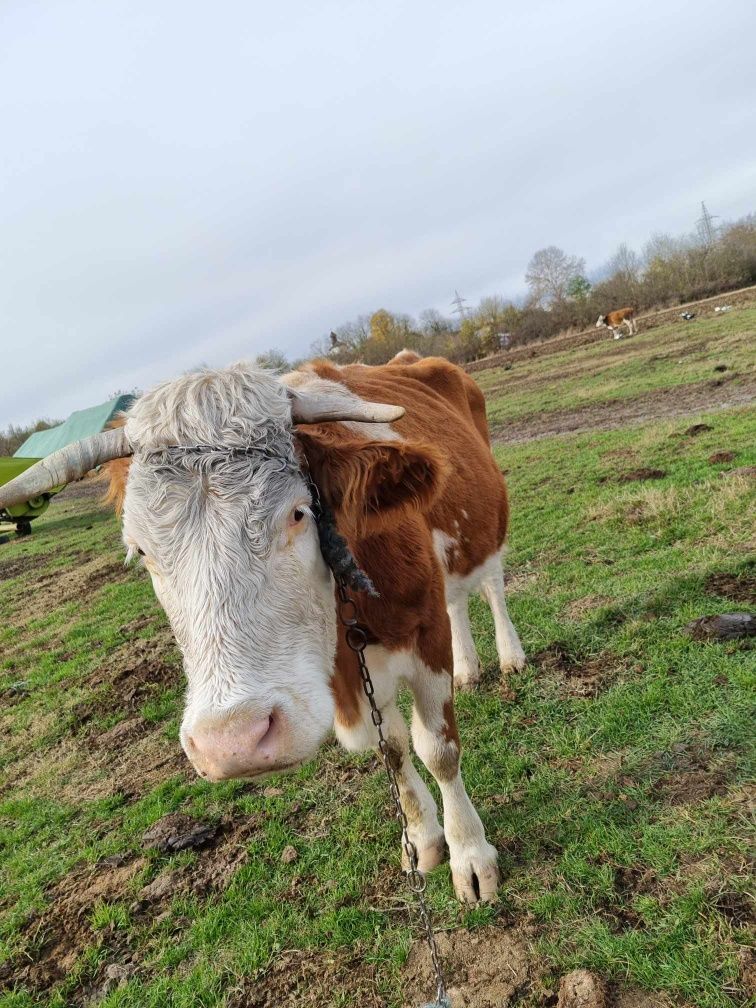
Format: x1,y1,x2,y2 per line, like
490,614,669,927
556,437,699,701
335,578,451,1008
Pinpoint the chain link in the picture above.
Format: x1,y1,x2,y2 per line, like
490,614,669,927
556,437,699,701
335,578,451,1008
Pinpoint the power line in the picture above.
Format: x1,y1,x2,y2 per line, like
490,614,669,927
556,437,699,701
450,290,469,318
696,201,719,248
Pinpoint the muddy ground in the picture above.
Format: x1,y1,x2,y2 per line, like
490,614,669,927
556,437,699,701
492,374,756,445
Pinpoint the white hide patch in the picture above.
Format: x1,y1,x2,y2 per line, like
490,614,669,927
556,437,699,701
432,529,458,572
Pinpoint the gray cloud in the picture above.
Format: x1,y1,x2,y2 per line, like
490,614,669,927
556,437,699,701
1,0,754,426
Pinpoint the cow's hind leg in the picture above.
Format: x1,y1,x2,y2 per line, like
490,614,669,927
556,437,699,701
480,554,526,680
447,589,482,691
334,654,446,873
408,652,499,902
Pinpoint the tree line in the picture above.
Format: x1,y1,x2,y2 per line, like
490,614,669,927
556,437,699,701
0,418,61,458
296,209,756,367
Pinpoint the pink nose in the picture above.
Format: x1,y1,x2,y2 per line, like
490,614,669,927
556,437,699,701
184,709,286,781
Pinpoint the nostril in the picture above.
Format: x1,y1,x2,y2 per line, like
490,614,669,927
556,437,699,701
255,711,280,760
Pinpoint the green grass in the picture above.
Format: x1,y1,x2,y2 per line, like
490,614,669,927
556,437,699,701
0,309,754,1007
479,304,755,425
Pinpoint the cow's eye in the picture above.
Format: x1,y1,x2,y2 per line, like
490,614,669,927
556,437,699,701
288,506,308,528
137,547,145,556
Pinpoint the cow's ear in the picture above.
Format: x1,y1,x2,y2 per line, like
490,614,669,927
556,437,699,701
100,457,132,515
297,428,449,534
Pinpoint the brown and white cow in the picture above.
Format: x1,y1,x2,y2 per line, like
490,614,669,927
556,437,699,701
596,307,637,339
0,352,525,902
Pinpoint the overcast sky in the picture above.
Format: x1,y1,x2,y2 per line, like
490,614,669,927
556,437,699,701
1,0,754,428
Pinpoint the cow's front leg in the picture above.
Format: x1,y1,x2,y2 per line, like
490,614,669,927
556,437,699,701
408,636,499,903
333,650,446,873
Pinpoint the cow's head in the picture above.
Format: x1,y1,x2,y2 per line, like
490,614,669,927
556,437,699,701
0,363,446,782
595,315,606,328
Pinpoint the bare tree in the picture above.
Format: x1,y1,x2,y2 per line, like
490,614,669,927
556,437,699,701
254,349,290,373
606,243,641,285
525,246,586,307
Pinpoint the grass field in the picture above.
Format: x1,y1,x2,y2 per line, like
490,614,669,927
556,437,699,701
1,306,754,1008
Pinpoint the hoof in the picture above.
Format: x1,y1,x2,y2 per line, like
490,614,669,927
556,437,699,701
500,650,526,675
450,843,500,903
403,833,446,874
454,675,480,692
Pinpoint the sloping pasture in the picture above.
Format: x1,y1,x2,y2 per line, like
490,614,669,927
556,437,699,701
1,307,754,1008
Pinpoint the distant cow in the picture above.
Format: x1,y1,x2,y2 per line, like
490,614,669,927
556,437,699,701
596,307,637,339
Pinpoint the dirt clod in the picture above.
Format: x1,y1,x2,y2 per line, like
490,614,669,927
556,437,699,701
683,423,713,436
141,813,218,853
705,571,756,606
557,970,607,1008
720,465,756,479
685,613,756,641
707,450,737,463
280,844,298,864
402,926,531,1008
617,468,666,483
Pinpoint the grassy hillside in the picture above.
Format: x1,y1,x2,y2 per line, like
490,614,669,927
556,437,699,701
1,307,754,1008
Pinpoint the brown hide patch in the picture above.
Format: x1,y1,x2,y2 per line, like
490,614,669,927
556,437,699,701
297,426,450,538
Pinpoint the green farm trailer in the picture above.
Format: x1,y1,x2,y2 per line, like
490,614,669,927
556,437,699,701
1,394,135,541
0,456,61,537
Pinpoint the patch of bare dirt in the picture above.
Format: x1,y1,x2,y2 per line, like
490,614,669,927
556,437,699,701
737,947,756,1000
404,929,691,1008
705,570,756,606
491,374,756,445
534,645,619,698
6,550,139,622
403,926,533,1008
227,946,376,1008
650,745,734,806
0,552,38,580
616,468,667,483
708,450,738,464
71,628,180,729
0,856,147,993
56,476,107,501
0,814,260,1001
682,422,714,436
707,888,755,927
134,815,261,909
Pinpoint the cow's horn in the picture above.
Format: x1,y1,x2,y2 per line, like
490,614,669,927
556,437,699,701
288,390,405,424
0,427,132,510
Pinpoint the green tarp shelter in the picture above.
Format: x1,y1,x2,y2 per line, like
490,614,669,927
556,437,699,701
14,395,135,458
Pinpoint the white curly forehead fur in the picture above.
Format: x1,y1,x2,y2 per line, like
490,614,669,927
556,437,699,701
125,361,295,454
